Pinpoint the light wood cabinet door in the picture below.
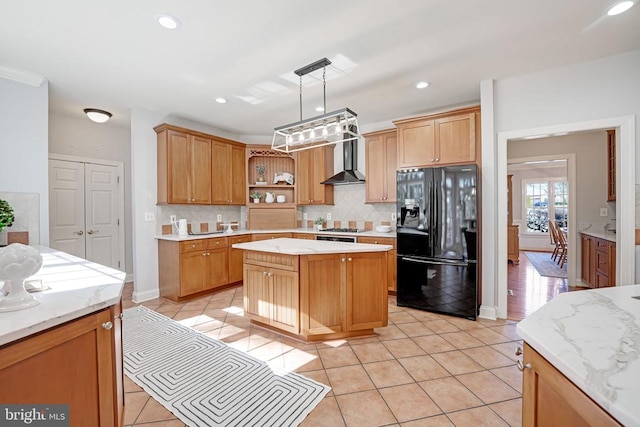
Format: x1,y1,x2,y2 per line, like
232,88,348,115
522,343,620,426
191,135,213,204
296,146,334,205
347,251,388,330
230,144,246,204
435,113,476,164
300,253,346,335
397,118,436,168
365,130,397,203
507,225,520,264
180,251,208,296
211,140,232,204
581,234,594,286
243,263,271,324
165,131,212,204
229,235,250,283
206,248,229,290
270,269,299,334
357,237,396,293
0,307,122,427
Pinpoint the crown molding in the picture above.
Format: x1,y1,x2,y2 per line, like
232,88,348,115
0,65,45,87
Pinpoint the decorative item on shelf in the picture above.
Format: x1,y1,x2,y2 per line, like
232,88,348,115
249,191,262,203
0,199,15,247
0,243,43,312
272,57,362,153
273,172,295,185
276,195,286,203
264,192,275,204
313,217,326,231
255,164,267,184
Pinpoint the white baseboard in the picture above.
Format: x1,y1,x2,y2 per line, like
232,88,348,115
125,273,134,282
133,288,160,303
479,304,498,320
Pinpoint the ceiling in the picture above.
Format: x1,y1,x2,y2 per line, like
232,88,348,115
2,0,639,138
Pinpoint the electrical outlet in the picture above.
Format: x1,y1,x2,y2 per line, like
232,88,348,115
600,208,608,217
391,212,397,221
169,215,177,224
303,213,308,220
144,212,155,221
327,213,332,221
217,214,222,222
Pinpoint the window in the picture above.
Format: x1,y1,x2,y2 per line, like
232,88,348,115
523,179,568,233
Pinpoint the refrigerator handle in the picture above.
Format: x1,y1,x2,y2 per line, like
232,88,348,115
402,257,469,267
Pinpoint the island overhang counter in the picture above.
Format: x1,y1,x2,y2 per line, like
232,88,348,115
232,238,393,341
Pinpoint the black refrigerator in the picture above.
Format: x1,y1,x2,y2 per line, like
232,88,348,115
396,165,479,320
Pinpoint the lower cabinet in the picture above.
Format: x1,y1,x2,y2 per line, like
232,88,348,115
292,233,316,240
158,237,230,301
522,343,620,426
0,305,124,427
357,236,397,294
507,225,519,264
243,253,299,334
228,235,251,284
580,233,615,288
251,232,293,241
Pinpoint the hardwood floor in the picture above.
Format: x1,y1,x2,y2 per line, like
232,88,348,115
507,251,570,321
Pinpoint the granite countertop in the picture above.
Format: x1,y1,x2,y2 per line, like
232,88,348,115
0,247,126,346
232,237,393,255
516,284,640,426
579,229,617,243
156,227,397,241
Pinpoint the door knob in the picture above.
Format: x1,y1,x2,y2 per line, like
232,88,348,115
517,360,532,371
87,229,98,235
73,230,84,235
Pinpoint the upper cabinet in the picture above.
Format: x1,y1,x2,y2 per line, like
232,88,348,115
394,106,480,169
155,124,245,206
364,129,397,203
211,138,246,205
607,129,616,202
156,125,212,204
295,146,335,205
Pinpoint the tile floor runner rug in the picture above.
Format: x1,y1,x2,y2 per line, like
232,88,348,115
123,305,330,427
524,251,567,278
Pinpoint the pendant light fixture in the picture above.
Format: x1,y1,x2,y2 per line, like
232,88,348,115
84,108,112,123
272,58,361,153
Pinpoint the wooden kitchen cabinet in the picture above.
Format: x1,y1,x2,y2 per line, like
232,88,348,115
508,225,520,264
364,129,397,203
0,305,124,427
607,129,616,202
357,236,397,294
228,234,251,284
251,232,293,241
394,106,480,168
211,139,246,205
243,253,299,334
580,233,615,288
156,124,212,205
522,343,621,426
158,237,230,302
295,146,334,205
293,233,316,240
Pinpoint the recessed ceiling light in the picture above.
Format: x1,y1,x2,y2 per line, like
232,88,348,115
607,1,634,15
416,81,430,89
83,108,112,123
215,97,227,104
315,106,325,112
156,14,180,30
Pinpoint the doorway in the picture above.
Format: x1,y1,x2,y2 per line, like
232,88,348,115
49,155,125,271
496,116,635,319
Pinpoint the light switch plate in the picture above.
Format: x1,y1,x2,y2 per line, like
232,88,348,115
327,213,332,220
169,215,177,224
303,213,308,220
144,212,155,221
391,213,397,221
600,208,608,217
217,214,222,222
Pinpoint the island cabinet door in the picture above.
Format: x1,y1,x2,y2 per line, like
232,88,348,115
522,343,621,427
243,264,271,324
270,269,299,334
347,251,388,331
300,254,347,335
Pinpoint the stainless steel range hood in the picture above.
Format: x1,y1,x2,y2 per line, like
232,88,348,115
321,126,365,185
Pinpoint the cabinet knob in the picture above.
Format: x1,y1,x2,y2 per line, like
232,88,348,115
341,258,346,262
192,244,196,248
263,271,268,276
514,346,523,356
102,321,113,330
348,257,352,262
374,241,378,244
517,360,532,371
267,272,273,277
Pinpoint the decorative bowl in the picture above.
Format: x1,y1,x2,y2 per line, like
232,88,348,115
376,225,392,233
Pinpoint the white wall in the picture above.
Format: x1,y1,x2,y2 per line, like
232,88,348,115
482,49,640,319
0,77,49,244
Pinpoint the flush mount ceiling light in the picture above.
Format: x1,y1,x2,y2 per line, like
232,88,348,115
416,81,430,89
156,14,180,29
272,57,362,153
607,0,634,15
83,108,112,123
215,97,227,104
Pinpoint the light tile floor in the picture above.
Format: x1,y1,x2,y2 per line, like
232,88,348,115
122,284,523,427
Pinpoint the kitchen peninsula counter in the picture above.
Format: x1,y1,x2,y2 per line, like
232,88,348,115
233,238,392,341
517,284,640,426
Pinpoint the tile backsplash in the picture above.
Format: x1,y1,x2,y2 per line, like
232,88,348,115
0,192,40,246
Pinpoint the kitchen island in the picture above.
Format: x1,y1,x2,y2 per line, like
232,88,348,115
232,238,392,341
0,247,126,427
517,284,640,426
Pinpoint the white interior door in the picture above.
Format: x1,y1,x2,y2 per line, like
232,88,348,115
49,159,121,270
85,163,119,268
49,160,85,257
